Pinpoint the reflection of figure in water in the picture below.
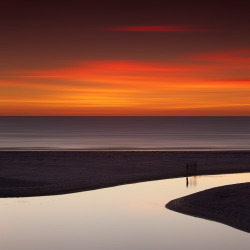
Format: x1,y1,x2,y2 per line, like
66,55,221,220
185,162,198,188
186,163,189,188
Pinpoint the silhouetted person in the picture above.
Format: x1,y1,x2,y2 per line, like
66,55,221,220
186,163,189,188
186,163,189,177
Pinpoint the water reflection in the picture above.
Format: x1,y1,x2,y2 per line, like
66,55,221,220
0,173,250,250
186,162,198,188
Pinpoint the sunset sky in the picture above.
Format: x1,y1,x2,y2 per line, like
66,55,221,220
1,1,250,115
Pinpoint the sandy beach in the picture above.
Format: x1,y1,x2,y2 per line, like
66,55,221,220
166,182,250,233
0,150,250,197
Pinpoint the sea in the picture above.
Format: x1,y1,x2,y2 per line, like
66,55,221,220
0,116,250,150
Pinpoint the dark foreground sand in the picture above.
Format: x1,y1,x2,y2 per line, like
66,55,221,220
166,182,250,233
0,150,250,197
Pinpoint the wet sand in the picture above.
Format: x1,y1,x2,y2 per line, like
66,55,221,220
0,150,250,197
166,182,250,233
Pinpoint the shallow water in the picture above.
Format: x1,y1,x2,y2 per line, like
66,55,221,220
0,173,249,250
1,116,250,150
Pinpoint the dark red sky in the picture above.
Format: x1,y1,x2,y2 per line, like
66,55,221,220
1,1,250,115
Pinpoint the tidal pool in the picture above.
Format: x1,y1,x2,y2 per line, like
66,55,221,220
0,173,250,250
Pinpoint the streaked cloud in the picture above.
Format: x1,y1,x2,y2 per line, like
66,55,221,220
14,59,250,86
105,25,217,32
1,52,250,115
191,48,250,63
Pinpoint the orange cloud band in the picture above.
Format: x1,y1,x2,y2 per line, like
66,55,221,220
1,52,250,115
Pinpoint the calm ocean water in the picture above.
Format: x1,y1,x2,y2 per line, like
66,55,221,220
0,116,250,150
